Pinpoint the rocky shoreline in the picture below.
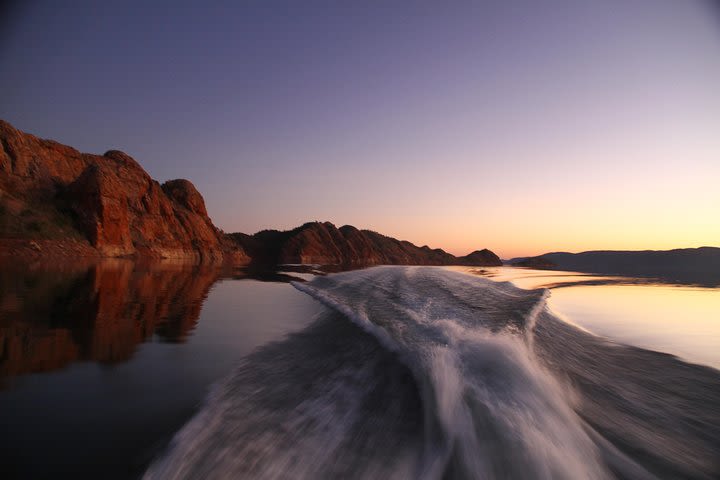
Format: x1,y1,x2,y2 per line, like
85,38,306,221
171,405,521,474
0,120,501,267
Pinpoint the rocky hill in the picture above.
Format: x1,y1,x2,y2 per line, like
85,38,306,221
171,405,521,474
0,120,501,267
228,221,502,267
0,119,249,262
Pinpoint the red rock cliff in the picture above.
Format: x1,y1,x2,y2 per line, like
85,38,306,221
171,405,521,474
0,119,248,262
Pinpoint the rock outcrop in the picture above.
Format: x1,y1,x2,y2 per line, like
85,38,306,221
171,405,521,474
0,119,249,262
66,162,135,256
456,249,503,266
229,221,502,267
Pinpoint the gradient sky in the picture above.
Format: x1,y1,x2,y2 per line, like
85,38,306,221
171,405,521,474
1,0,719,258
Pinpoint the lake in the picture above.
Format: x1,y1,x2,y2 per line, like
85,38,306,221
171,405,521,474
1,261,718,479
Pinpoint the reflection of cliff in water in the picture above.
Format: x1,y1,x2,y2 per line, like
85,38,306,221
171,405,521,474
0,260,222,380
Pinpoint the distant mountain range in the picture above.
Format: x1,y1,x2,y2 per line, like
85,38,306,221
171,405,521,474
0,119,500,267
510,247,720,282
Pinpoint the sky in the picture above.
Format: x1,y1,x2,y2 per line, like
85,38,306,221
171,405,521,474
1,0,719,258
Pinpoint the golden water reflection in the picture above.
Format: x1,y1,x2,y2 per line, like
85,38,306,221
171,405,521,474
452,266,720,369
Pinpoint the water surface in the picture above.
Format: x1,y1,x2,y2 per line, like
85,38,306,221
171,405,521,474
0,260,321,479
1,262,718,479
149,266,720,479
451,266,720,369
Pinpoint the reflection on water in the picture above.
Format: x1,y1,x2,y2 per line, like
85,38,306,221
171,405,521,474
0,260,219,380
454,266,720,369
550,284,720,370
0,259,321,479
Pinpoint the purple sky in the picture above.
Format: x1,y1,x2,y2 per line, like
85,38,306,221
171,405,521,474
2,1,719,257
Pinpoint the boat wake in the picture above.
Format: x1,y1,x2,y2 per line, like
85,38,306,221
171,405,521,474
145,267,720,479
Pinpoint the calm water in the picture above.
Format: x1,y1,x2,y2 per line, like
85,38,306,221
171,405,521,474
450,266,720,369
0,260,323,479
0,262,718,479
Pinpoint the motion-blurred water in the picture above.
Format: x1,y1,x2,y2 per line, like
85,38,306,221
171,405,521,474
146,267,720,479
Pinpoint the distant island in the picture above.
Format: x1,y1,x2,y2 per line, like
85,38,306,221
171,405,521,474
511,247,720,281
0,120,501,267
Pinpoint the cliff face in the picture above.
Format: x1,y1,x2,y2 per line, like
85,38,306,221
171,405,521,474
229,221,502,267
0,120,249,262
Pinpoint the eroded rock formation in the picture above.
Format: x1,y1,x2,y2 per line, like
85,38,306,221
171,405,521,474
0,119,500,267
0,120,249,262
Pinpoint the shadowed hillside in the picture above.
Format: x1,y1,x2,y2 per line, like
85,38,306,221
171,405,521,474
511,247,720,285
228,221,502,267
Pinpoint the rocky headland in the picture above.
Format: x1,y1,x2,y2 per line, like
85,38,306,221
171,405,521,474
0,119,248,262
0,120,501,267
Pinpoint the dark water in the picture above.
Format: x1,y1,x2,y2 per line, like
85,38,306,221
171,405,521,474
1,263,719,479
0,260,321,479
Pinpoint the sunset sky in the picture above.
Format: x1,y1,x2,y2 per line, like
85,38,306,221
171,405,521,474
1,0,718,258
